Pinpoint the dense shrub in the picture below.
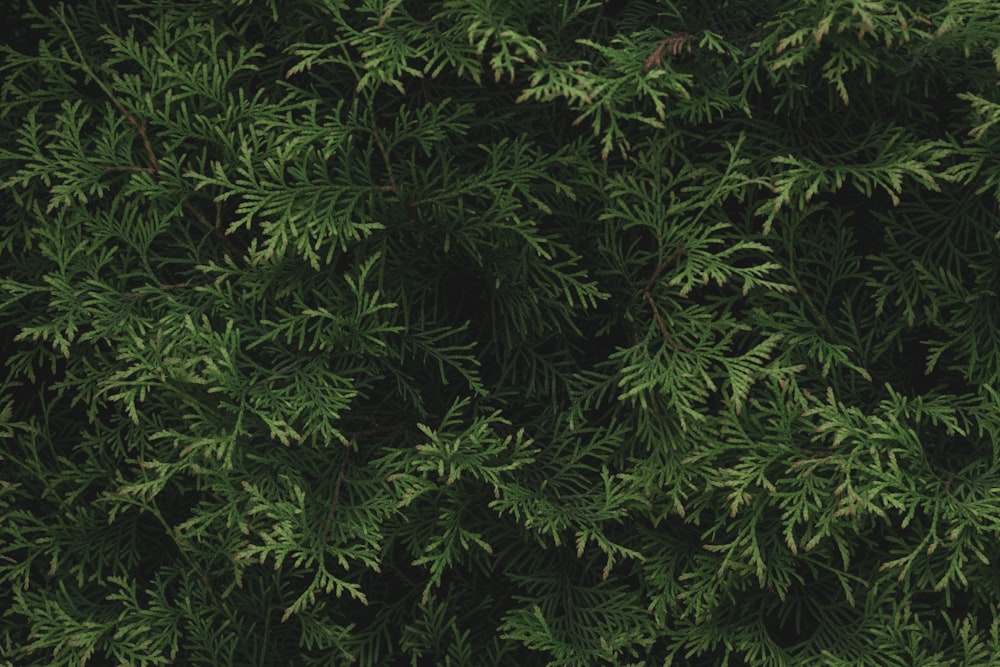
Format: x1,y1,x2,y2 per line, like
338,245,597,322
2,1,1000,665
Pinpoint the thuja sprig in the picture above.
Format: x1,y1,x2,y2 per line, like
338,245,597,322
53,4,246,266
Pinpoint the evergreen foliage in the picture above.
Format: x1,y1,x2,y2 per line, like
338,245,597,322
2,0,1000,664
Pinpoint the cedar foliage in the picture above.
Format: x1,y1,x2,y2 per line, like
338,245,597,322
2,0,1000,665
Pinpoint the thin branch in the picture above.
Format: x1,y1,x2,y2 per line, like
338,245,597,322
641,244,691,352
137,118,162,172
344,422,412,439
587,2,607,42
101,164,158,174
643,290,690,352
371,127,399,195
183,200,245,264
419,76,432,105
699,0,722,33
214,197,223,231
320,449,350,543
124,279,213,298
643,244,686,294
318,421,412,543
260,603,273,667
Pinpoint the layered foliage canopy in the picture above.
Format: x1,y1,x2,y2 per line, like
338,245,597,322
3,0,1000,665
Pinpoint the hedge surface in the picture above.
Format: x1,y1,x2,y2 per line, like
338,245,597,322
2,1,1000,665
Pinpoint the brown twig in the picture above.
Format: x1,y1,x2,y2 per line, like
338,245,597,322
587,2,608,42
644,290,689,352
137,118,162,172
110,98,162,171
699,0,722,33
371,127,399,195
345,422,412,439
182,200,245,265
642,244,691,352
101,164,158,174
643,245,686,293
320,449,350,543
319,419,414,546
214,198,223,232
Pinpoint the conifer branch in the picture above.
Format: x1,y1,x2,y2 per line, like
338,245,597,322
56,5,244,267
117,102,246,266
